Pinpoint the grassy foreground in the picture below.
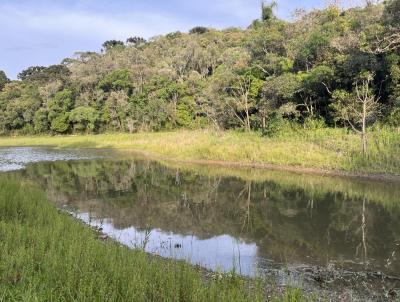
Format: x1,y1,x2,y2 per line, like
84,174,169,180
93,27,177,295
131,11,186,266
0,128,399,175
0,176,285,301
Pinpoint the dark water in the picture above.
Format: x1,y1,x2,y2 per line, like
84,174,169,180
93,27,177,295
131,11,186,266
1,147,400,300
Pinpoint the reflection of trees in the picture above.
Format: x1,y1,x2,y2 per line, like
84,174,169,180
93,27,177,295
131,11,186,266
18,159,400,275
356,197,368,268
237,181,253,233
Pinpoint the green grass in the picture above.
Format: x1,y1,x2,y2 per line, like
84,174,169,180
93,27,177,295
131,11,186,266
0,127,399,175
0,176,265,301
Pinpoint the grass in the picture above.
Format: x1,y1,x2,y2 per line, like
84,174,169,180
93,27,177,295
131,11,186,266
0,176,311,301
0,127,399,175
0,176,262,301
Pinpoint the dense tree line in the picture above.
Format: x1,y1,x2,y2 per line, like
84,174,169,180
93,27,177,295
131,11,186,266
0,1,399,136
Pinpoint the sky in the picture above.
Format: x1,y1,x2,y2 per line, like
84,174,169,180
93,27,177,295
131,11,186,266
0,0,367,79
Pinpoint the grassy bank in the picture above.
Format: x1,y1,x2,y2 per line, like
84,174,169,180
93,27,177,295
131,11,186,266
0,127,399,175
0,176,277,301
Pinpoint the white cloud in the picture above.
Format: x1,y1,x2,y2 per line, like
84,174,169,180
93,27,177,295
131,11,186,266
0,1,196,77
0,0,373,78
0,4,191,40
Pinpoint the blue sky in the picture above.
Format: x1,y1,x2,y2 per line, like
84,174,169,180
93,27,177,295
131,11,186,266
0,0,365,79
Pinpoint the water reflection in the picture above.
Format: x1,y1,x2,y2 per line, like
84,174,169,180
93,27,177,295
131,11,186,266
76,212,259,276
11,151,400,296
0,147,104,171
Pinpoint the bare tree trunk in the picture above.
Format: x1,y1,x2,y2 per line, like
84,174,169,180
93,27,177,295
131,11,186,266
245,109,251,132
140,73,144,94
361,132,367,157
242,181,252,232
362,196,367,265
362,97,367,156
244,93,251,132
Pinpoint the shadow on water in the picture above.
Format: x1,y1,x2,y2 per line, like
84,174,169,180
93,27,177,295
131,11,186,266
2,147,400,300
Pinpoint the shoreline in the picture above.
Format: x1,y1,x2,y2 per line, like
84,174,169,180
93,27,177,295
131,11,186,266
1,145,398,300
1,142,400,183
0,130,399,183
123,149,400,183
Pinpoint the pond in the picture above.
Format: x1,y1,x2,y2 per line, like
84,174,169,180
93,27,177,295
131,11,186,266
1,147,400,300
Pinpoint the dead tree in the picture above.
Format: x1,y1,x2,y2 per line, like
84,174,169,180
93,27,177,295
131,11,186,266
227,75,254,132
334,74,381,155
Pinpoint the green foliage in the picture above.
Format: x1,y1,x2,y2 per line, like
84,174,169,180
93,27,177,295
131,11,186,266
301,66,334,94
387,107,400,127
189,26,209,35
0,177,265,301
69,106,99,133
383,0,400,27
261,1,277,22
42,64,71,82
126,36,146,47
303,117,326,130
51,113,70,133
0,1,398,135
17,66,46,81
176,97,196,127
0,83,42,133
33,108,49,133
102,40,125,51
263,113,292,137
262,73,301,109
98,69,133,93
47,89,74,133
0,70,9,91
17,65,70,84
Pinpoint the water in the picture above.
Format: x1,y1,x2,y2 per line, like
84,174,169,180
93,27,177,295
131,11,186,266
1,147,400,299
0,147,105,171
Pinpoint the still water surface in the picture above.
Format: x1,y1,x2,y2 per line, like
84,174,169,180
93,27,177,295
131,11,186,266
1,147,400,298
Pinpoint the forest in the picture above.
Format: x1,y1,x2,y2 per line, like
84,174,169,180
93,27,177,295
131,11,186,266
0,1,399,144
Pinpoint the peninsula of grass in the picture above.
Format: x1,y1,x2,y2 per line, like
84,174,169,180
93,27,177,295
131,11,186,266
0,176,280,301
0,127,399,176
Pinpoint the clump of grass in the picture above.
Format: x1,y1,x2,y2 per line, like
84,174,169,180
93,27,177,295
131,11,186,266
0,127,398,175
0,176,269,301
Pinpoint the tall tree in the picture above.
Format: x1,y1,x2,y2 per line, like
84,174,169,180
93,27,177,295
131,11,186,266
261,1,277,22
227,73,263,132
102,40,125,52
126,36,147,47
0,70,9,91
17,66,46,81
331,72,381,155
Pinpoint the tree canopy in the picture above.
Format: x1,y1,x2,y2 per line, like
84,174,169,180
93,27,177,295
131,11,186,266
0,1,399,136
0,71,9,91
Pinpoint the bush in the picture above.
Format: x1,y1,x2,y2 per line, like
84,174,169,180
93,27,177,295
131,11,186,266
263,113,292,137
387,107,400,127
176,97,195,128
189,27,209,35
51,114,70,134
303,117,326,130
69,106,99,133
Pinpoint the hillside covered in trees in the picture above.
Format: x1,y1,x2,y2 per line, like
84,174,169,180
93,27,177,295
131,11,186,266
0,1,399,138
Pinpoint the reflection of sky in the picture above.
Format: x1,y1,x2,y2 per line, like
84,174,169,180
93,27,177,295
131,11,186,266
0,147,103,172
77,213,259,276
